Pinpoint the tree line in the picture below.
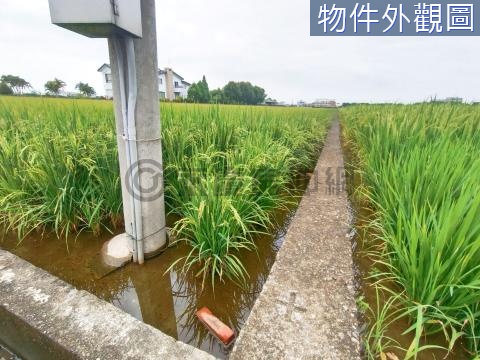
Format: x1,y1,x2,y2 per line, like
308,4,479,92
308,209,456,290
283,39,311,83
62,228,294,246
0,74,96,97
1,73,268,105
187,76,267,105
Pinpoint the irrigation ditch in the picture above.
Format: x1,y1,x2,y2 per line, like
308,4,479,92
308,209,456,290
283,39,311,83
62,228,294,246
0,182,306,359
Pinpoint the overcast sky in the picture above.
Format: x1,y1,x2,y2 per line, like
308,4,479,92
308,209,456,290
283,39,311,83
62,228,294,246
0,0,478,103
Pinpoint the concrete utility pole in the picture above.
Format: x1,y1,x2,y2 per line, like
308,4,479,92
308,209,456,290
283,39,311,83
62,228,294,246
48,0,167,266
104,0,167,265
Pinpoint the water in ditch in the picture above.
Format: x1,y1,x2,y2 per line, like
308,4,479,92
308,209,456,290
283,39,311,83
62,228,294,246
0,176,312,359
0,340,21,360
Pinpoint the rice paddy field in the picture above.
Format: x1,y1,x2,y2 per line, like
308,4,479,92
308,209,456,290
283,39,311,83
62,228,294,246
0,96,331,286
341,104,480,359
3,95,479,359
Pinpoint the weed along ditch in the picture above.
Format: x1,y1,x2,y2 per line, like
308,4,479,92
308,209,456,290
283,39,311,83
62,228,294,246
0,97,333,358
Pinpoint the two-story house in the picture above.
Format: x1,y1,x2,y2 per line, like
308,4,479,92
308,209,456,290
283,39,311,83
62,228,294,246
98,64,190,100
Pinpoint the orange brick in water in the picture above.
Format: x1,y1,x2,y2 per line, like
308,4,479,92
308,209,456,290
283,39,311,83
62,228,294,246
195,307,235,345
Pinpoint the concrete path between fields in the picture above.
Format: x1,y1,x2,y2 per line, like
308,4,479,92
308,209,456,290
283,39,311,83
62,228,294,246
231,120,361,360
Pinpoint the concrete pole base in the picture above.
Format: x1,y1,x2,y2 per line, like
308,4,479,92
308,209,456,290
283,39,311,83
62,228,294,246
101,229,172,267
142,229,168,258
101,233,132,268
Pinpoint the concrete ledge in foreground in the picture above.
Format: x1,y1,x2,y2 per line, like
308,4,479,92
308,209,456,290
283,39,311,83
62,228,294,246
230,120,361,360
0,249,215,360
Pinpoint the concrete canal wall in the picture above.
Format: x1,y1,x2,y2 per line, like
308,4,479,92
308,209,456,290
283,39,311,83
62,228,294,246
0,250,214,360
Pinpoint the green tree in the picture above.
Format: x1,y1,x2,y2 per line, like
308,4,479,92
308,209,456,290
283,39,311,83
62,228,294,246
210,88,224,103
75,82,96,97
187,83,201,102
187,75,210,103
200,75,210,103
0,75,31,94
222,81,266,105
222,81,241,104
0,82,13,95
253,85,266,104
45,78,66,95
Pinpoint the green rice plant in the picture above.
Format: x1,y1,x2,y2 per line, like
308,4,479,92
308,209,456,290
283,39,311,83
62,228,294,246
0,96,331,284
342,103,480,356
0,98,121,242
161,103,331,284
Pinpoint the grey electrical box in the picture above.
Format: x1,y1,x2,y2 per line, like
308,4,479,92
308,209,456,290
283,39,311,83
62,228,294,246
48,0,142,38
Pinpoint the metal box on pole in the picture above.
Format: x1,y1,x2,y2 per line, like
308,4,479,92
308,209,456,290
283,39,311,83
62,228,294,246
48,0,142,38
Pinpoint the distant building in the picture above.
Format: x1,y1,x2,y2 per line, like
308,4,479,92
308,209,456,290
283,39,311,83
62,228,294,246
444,97,463,103
98,64,191,100
431,97,463,104
264,98,278,106
159,68,191,100
297,100,307,107
310,99,337,108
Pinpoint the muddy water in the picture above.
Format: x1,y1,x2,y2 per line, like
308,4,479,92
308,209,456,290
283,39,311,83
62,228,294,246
341,127,471,360
0,340,20,360
0,179,309,359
